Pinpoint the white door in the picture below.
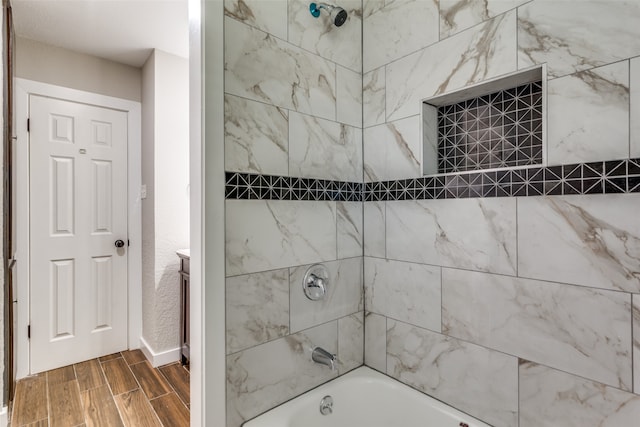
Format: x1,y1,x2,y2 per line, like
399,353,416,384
29,94,129,373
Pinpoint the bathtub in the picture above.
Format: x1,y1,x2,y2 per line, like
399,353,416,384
243,366,491,427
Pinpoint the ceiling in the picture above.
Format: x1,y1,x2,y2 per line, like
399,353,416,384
11,0,189,68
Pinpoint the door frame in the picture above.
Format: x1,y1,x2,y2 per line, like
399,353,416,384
13,78,142,379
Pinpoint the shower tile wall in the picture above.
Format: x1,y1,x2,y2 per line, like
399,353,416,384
362,1,640,426
223,1,363,426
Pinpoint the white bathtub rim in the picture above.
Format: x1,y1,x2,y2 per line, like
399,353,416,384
241,365,492,427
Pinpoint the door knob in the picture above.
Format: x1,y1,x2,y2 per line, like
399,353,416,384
115,239,125,248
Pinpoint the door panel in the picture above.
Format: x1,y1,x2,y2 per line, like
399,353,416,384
30,94,128,373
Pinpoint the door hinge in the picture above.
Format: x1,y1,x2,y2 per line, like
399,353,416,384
27,325,31,339
128,239,130,247
27,118,30,132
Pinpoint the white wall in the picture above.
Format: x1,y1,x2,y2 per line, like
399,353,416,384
0,4,5,413
141,49,190,359
15,37,141,102
141,51,157,350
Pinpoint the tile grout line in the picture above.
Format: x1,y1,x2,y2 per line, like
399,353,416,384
98,353,128,427
45,371,51,427
120,357,165,427
72,363,88,427
156,364,191,411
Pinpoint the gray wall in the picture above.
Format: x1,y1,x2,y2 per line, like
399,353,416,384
362,1,640,426
222,1,363,425
15,37,141,102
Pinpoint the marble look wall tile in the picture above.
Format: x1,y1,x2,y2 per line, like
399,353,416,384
363,116,421,182
422,103,438,175
290,257,363,333
364,257,441,331
518,195,640,293
224,0,288,40
288,0,362,72
338,312,364,374
226,269,290,354
363,67,385,128
387,320,518,427
633,295,640,395
336,65,362,128
518,1,640,78
363,201,385,257
363,0,385,19
631,57,640,158
364,312,386,373
227,322,338,427
363,0,439,73
439,0,528,39
224,94,289,175
547,61,629,166
386,198,517,275
337,202,363,259
386,10,516,121
289,112,362,182
226,200,337,276
225,17,336,121
442,268,633,391
519,362,640,427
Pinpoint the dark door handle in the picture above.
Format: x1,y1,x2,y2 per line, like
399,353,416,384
115,240,125,248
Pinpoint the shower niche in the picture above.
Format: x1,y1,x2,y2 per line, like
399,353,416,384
422,66,546,176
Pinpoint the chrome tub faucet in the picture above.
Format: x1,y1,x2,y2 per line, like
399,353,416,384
312,346,337,371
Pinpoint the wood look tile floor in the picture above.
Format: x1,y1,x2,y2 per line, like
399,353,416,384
10,351,190,427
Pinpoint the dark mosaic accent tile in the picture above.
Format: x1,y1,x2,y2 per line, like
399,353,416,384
496,169,512,184
458,187,470,198
604,177,627,193
544,180,562,196
512,183,527,197
434,186,447,199
237,187,250,199
445,188,457,198
226,186,238,199
583,179,603,195
469,185,483,198
604,160,627,177
563,180,581,195
563,164,582,180
582,162,604,178
482,185,497,198
226,156,639,202
628,159,640,175
225,171,238,186
527,182,544,196
526,167,544,182
482,171,497,186
437,81,543,173
544,166,562,181
511,169,526,185
496,184,511,197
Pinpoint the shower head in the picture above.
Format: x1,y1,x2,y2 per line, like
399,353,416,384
310,2,348,27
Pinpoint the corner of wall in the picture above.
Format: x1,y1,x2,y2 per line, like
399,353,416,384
139,335,180,368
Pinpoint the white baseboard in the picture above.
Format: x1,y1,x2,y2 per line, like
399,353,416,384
139,336,181,367
0,405,8,427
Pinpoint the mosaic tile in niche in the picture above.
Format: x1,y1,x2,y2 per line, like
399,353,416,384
436,81,543,173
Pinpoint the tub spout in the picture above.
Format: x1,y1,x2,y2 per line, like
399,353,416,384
312,346,337,371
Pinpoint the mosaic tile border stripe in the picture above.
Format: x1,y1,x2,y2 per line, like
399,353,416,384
225,172,363,202
225,158,640,201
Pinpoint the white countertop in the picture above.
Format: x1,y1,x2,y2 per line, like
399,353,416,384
176,248,190,259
